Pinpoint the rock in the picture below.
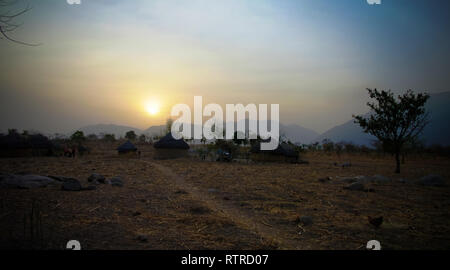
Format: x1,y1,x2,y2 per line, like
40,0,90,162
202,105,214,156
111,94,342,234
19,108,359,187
0,174,55,189
190,206,211,214
88,173,106,184
109,177,124,187
398,178,408,184
48,175,78,183
340,175,390,184
418,175,446,187
82,185,97,191
318,177,332,183
371,175,391,183
341,162,352,168
340,176,367,183
297,216,313,226
136,234,148,243
368,216,383,228
61,179,82,191
208,188,218,193
344,182,366,191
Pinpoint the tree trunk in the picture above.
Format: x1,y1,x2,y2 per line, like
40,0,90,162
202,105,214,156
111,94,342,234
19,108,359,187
395,151,401,174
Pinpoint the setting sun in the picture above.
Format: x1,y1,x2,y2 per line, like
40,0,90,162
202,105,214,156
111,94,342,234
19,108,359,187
145,101,160,116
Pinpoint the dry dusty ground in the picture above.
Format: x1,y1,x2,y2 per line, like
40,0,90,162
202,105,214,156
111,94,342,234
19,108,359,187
1,142,449,250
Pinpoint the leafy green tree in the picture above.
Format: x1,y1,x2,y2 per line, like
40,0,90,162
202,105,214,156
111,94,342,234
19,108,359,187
125,130,137,141
354,89,429,173
138,134,147,143
322,139,335,152
87,134,98,140
70,130,85,144
103,134,116,142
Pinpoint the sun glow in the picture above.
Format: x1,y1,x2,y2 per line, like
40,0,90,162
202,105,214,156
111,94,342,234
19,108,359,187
145,100,160,116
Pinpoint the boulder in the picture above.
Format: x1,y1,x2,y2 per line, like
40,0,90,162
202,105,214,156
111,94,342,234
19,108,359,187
82,185,97,191
109,177,124,187
61,179,82,191
340,175,367,183
371,175,391,183
48,175,78,183
297,216,313,226
136,234,148,243
318,177,332,183
344,182,366,191
88,173,106,184
418,175,446,187
0,174,55,189
341,162,352,168
398,178,408,184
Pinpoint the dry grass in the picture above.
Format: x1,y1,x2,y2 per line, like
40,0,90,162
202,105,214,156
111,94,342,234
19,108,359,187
1,142,449,250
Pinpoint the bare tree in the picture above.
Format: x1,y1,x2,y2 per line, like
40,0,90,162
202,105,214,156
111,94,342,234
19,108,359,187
0,0,39,46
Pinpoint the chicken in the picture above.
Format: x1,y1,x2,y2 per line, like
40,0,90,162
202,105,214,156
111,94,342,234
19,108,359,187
368,216,383,228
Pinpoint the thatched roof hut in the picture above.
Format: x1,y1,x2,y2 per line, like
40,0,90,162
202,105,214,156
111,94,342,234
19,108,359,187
117,140,137,154
153,133,189,159
250,142,299,163
154,133,189,149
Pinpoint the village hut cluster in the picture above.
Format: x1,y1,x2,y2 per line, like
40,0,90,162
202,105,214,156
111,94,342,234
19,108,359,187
115,133,191,160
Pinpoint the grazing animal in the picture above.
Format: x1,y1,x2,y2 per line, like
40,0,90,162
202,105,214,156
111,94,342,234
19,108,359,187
368,216,383,228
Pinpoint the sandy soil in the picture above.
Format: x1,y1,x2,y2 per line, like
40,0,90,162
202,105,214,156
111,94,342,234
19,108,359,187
1,143,449,250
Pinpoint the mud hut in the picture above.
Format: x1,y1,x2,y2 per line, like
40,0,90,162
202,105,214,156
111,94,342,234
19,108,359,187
153,133,189,159
117,140,138,156
250,142,299,163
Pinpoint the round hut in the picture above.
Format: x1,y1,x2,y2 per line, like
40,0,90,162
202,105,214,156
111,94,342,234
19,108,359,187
117,140,138,156
250,142,299,163
153,133,189,160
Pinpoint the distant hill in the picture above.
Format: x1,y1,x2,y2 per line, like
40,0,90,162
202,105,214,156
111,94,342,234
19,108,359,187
314,119,375,146
78,124,143,138
421,92,450,146
143,121,318,144
314,91,450,146
78,91,450,146
280,124,319,144
143,125,167,137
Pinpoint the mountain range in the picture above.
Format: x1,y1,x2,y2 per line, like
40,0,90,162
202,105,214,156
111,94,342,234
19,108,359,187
79,92,450,146
313,91,450,146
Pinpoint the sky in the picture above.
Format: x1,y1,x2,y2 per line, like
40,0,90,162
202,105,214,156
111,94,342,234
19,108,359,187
1,0,449,134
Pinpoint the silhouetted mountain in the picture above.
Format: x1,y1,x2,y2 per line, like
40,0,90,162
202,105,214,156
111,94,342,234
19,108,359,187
314,119,375,146
314,91,450,146
422,92,450,146
143,125,167,137
280,124,319,144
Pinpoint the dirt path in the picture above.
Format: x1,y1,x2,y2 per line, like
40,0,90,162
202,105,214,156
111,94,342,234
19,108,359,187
142,160,302,249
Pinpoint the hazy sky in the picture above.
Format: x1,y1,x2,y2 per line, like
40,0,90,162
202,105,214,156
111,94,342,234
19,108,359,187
1,0,449,134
